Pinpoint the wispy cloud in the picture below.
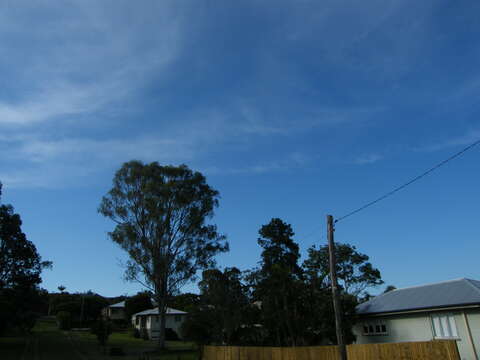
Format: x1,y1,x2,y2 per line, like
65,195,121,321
204,152,311,176
415,129,480,153
354,153,384,165
0,1,181,127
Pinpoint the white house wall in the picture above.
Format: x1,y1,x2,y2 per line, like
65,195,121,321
149,315,185,337
132,314,187,340
353,311,480,360
463,309,480,359
354,313,433,344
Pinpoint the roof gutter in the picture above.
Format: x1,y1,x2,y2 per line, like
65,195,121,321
358,304,480,317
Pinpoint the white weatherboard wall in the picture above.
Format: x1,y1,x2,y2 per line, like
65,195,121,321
354,313,433,344
149,314,186,339
133,314,187,340
353,311,479,360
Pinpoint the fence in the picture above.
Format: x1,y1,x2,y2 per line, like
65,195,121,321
203,340,460,360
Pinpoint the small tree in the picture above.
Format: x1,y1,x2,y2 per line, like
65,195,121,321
91,318,112,346
58,285,66,293
99,161,228,348
57,311,72,330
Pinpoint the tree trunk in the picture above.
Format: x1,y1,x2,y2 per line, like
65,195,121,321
157,295,167,349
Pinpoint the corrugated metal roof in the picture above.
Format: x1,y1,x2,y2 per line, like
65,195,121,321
133,307,187,316
357,278,480,315
109,301,125,308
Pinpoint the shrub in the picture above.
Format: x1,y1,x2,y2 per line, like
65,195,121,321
141,328,149,340
132,328,141,338
91,318,112,346
111,319,128,330
165,328,179,341
57,311,72,330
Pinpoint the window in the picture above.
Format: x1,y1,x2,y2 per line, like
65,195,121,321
363,322,388,335
431,314,458,339
175,315,181,322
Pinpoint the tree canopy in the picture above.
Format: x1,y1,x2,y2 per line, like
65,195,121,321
0,182,52,334
183,218,384,347
99,161,228,348
303,243,384,297
124,291,153,321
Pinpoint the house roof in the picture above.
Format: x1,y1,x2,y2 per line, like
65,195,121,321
133,307,187,316
357,278,480,315
108,301,125,308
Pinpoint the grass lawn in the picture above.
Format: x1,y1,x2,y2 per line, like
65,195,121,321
0,336,26,359
71,328,198,359
0,317,199,360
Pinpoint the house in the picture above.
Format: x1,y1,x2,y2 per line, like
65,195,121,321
132,307,187,340
102,301,126,320
353,278,480,360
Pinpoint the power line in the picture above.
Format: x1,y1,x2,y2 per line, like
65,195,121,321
335,138,480,223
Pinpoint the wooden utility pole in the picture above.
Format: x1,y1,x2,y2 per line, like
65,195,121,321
327,215,347,360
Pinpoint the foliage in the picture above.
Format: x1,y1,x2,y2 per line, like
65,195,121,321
171,220,383,347
132,327,140,338
0,184,52,335
248,218,305,346
99,161,228,348
168,292,201,313
181,306,217,346
0,203,51,289
125,291,153,321
91,318,113,346
199,267,249,345
165,328,180,341
49,291,109,323
383,285,397,293
303,243,384,297
57,311,72,330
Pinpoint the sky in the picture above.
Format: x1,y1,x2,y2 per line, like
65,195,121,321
1,0,480,297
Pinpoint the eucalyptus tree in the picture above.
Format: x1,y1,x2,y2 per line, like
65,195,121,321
303,242,383,297
99,161,228,348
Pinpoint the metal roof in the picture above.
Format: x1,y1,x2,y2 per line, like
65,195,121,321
133,307,187,316
357,278,480,315
108,301,125,308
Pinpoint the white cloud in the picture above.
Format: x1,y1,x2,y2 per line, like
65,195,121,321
0,1,182,127
354,153,384,165
204,152,311,175
415,129,480,153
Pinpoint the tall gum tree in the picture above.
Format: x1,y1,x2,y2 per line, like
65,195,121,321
99,161,228,348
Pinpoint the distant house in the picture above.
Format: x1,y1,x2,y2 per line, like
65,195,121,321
354,278,480,360
132,307,187,340
102,301,126,320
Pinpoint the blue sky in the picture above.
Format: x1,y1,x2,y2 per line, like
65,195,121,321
1,1,480,297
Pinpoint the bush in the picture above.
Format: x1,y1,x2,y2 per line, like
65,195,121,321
91,318,112,346
57,311,72,330
111,319,128,330
141,328,149,340
165,328,179,341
